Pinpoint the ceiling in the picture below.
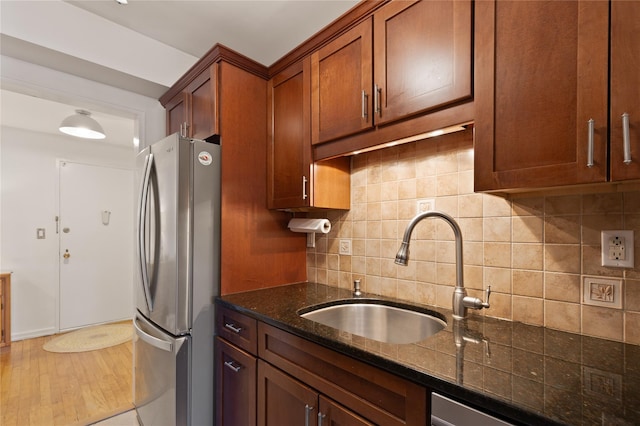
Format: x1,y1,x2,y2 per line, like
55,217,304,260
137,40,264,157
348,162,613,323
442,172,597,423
0,0,359,146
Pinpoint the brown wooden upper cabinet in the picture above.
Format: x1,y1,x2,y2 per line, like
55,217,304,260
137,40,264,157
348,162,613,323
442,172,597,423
268,58,350,210
165,64,219,139
474,0,640,192
311,0,473,145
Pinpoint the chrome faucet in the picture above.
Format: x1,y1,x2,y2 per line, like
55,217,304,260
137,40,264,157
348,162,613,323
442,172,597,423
395,211,491,319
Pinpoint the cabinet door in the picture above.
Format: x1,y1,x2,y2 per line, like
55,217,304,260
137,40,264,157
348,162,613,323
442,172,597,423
215,337,257,426
319,396,374,426
165,92,187,136
474,0,609,191
258,360,318,426
610,0,640,181
268,59,312,209
312,18,373,144
187,63,219,140
373,0,472,126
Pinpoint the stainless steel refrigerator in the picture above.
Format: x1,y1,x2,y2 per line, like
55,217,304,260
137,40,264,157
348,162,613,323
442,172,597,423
133,133,220,426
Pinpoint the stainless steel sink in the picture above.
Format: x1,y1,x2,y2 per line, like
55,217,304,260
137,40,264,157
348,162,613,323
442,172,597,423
299,301,446,344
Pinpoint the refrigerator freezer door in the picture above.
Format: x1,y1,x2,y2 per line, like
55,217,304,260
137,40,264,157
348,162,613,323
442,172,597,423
134,313,190,426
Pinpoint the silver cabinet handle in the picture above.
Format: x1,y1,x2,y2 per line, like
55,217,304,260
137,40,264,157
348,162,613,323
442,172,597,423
587,118,595,168
622,113,632,164
224,323,242,333
302,175,308,200
224,360,241,373
137,152,154,312
361,90,368,119
374,84,381,116
304,405,314,426
318,412,326,426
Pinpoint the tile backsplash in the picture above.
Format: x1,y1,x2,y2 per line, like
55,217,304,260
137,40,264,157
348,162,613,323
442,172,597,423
306,128,640,344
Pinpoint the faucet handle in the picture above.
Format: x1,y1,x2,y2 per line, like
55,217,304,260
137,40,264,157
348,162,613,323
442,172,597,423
483,286,491,308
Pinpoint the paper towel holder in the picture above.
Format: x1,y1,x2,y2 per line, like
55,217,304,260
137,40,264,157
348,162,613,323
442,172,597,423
287,218,331,248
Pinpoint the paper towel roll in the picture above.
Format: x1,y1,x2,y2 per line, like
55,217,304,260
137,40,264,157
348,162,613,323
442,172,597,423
287,218,331,234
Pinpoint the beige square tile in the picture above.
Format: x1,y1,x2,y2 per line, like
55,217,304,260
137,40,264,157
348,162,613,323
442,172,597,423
545,215,581,244
398,200,418,220
513,296,544,325
397,260,416,281
365,239,380,258
512,243,543,270
352,239,366,256
415,282,437,306
545,195,580,216
435,196,458,217
415,261,436,284
327,270,340,287
436,240,456,263
464,265,484,290
582,305,623,341
513,270,543,297
484,242,512,268
513,216,543,243
624,279,640,312
544,300,581,333
623,191,640,212
436,173,458,196
416,176,437,197
352,256,366,274
381,201,398,221
381,220,398,240
544,244,580,274
512,197,544,217
624,312,640,344
459,218,483,242
366,221,382,239
544,272,580,303
484,217,512,242
483,194,512,217
397,279,417,301
339,271,353,289
316,268,327,284
435,148,458,175
353,185,367,204
339,255,351,272
352,221,367,239
485,292,512,320
458,193,484,218
457,146,474,172
436,263,456,286
435,284,453,309
381,181,398,201
412,240,436,262
381,258,398,278
463,241,484,266
367,183,381,203
485,267,511,293
367,202,381,221
327,253,340,270
398,179,416,200
583,193,623,214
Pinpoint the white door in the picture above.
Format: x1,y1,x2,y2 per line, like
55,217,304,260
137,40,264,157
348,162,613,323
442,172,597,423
59,161,133,330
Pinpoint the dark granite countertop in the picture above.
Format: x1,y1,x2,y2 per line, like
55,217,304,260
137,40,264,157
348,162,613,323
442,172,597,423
217,282,640,426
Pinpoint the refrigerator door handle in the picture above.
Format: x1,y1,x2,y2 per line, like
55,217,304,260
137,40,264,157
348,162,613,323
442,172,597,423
137,152,154,312
134,316,173,352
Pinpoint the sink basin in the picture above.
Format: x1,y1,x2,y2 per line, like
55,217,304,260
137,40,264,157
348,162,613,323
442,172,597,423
299,300,446,344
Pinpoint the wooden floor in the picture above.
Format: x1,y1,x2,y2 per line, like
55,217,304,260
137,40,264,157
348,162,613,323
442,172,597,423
0,329,133,426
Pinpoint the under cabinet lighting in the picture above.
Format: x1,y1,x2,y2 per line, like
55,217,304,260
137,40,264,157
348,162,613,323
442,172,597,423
350,123,470,156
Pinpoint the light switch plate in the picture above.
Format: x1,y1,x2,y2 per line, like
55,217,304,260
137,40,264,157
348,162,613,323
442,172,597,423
416,198,435,214
601,230,634,268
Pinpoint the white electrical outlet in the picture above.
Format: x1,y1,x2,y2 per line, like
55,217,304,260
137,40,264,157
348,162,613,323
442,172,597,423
601,230,634,268
416,198,435,214
339,239,352,255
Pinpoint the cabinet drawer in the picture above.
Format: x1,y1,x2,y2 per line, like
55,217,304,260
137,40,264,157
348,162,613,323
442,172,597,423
258,322,427,425
216,306,257,355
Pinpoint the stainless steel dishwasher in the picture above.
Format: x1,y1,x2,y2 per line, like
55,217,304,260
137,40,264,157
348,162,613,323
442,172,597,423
431,393,514,426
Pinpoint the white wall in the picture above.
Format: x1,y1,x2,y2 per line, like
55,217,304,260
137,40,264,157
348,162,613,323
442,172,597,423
1,127,136,339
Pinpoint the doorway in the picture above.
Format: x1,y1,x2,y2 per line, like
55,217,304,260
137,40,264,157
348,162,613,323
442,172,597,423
58,161,134,331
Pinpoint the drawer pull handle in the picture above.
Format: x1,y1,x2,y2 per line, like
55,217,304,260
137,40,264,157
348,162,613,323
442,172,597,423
224,361,241,373
361,90,368,120
374,84,381,116
318,412,326,426
623,113,632,164
587,118,595,168
224,323,242,333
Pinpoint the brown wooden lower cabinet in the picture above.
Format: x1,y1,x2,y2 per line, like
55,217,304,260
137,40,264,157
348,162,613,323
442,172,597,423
258,360,373,426
215,306,428,426
215,337,257,426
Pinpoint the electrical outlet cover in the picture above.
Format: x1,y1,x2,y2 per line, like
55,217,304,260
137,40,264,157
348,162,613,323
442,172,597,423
601,230,634,268
339,239,352,255
416,198,435,214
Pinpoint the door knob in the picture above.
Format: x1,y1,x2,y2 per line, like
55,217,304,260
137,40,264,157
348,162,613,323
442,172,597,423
63,249,71,259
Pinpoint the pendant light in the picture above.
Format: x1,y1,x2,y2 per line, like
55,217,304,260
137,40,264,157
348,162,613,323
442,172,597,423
59,109,106,139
